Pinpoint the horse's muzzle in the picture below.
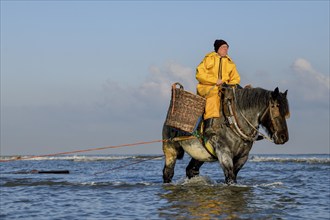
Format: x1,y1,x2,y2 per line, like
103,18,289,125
273,132,289,144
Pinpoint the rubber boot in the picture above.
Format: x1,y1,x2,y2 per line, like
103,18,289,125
204,118,216,140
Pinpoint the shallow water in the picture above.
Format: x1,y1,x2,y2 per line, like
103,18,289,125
0,154,329,219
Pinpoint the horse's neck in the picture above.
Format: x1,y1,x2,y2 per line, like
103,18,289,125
233,89,269,129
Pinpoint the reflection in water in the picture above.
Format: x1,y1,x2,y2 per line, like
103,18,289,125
158,177,254,219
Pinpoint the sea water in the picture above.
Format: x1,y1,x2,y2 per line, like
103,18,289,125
0,154,329,219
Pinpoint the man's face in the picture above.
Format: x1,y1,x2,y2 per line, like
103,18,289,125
217,44,229,57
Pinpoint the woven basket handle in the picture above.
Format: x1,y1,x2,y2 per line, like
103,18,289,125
171,82,184,115
172,82,184,91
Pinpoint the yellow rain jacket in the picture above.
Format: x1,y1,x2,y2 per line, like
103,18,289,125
196,52,240,119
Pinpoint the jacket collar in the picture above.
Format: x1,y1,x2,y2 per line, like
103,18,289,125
208,52,232,61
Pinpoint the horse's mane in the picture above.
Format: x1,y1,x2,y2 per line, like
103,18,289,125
235,88,271,110
234,87,290,116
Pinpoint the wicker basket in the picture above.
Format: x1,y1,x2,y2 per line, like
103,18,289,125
165,82,206,133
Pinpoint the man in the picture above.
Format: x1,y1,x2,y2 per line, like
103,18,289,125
196,39,241,141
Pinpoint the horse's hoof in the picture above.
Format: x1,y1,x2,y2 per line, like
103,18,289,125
163,179,172,184
186,170,199,179
225,179,237,185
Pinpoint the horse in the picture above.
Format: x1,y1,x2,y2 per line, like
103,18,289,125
162,86,290,185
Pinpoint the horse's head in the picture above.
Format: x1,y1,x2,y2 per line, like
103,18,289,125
260,87,290,144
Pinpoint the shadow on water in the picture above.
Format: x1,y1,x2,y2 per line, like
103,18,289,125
158,177,255,219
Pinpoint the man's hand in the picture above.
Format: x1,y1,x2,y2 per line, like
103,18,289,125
216,79,223,86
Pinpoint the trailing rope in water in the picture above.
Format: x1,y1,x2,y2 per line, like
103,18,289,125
0,139,167,163
93,155,164,175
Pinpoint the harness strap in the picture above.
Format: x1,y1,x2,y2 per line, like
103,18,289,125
221,87,255,141
227,99,256,142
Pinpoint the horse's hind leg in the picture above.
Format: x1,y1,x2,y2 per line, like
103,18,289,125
186,158,204,179
163,141,181,183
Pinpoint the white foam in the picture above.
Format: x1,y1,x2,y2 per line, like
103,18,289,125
176,176,217,186
249,155,330,164
257,181,284,188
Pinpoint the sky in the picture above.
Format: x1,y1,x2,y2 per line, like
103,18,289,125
1,1,329,156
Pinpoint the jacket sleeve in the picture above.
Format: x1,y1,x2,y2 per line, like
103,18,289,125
229,65,240,85
196,56,218,85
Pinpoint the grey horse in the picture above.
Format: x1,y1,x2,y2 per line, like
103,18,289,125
162,87,290,185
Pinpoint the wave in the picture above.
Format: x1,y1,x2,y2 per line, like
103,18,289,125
1,174,285,190
249,155,330,164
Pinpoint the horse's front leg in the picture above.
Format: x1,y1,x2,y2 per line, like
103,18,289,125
233,154,249,178
216,151,236,185
186,158,204,179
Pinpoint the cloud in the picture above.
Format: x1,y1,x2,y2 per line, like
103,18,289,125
99,61,196,120
140,62,196,98
292,58,329,89
98,58,329,121
290,58,329,103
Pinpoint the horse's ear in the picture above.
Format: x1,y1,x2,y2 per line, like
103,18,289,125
284,90,288,97
272,87,280,99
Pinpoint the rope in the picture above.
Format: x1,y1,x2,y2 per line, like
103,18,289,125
0,139,167,163
93,155,164,175
240,110,274,143
231,88,274,143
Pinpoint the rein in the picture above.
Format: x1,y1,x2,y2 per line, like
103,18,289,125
239,105,273,143
226,98,257,142
225,88,273,143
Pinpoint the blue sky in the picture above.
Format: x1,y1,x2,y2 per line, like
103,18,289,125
1,1,329,155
